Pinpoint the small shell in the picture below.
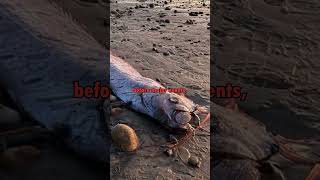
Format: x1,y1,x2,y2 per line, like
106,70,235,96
178,147,190,163
188,156,201,168
111,124,139,151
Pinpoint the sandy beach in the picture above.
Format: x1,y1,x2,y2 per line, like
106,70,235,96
110,0,210,179
212,0,320,139
0,0,210,179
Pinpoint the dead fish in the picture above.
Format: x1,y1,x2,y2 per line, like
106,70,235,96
110,53,204,130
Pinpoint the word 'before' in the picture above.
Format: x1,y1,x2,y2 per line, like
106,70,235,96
73,81,110,98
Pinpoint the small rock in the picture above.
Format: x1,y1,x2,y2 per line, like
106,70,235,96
164,1,168,4
147,18,151,21
188,156,201,168
164,149,173,156
111,107,124,116
111,124,139,151
165,19,170,23
165,7,171,10
189,12,198,16
185,19,194,24
163,52,170,56
159,13,166,18
149,3,154,8
152,47,159,53
174,10,178,13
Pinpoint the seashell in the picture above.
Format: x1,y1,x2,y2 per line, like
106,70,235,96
188,156,201,168
178,147,190,163
111,124,139,151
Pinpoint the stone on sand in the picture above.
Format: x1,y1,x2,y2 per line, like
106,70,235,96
111,124,139,151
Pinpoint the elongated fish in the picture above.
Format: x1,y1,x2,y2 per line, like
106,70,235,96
0,0,108,162
110,54,201,130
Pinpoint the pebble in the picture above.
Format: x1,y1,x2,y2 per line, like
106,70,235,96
189,12,198,16
0,104,22,126
165,7,171,10
152,47,159,53
188,156,201,168
111,124,139,151
185,19,194,24
163,52,170,56
178,147,190,163
164,148,173,156
111,107,124,116
165,19,170,23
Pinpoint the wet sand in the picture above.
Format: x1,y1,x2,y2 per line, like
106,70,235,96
213,0,320,139
110,0,210,179
0,0,210,179
0,0,107,179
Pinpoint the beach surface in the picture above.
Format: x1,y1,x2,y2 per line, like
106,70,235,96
110,0,210,179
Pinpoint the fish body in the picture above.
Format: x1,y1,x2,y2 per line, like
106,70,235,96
110,53,197,130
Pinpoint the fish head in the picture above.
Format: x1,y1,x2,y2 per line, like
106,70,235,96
160,93,197,130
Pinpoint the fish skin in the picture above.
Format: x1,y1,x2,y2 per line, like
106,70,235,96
110,53,198,130
0,0,109,162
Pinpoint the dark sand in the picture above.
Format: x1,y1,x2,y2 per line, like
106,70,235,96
212,0,320,179
0,0,107,179
213,0,320,139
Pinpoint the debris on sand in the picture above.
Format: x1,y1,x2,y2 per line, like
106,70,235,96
189,12,198,16
185,19,195,24
111,124,139,152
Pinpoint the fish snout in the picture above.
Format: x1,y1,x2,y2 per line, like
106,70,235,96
174,111,192,129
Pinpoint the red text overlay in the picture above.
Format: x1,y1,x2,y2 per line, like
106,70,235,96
210,84,247,101
132,87,186,93
73,81,110,98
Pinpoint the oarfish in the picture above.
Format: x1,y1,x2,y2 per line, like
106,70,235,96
110,54,203,130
